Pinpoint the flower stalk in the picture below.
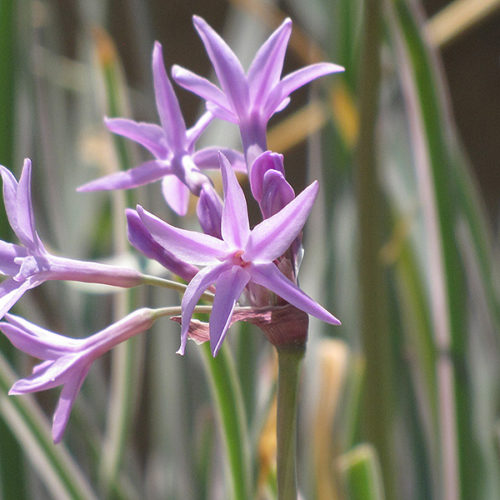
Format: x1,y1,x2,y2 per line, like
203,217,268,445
276,342,306,500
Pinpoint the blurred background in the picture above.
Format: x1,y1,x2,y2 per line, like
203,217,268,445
0,0,499,499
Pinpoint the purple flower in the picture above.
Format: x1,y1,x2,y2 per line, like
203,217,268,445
172,16,344,160
78,42,245,215
135,153,340,356
0,309,156,442
0,160,145,319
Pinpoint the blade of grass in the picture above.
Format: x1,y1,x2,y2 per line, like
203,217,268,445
0,2,28,498
338,444,385,500
200,342,252,500
387,1,486,498
0,353,98,500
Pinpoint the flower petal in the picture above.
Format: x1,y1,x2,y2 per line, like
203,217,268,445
250,262,340,325
161,175,190,216
247,18,292,107
137,205,228,264
16,159,44,252
0,240,26,276
185,111,214,150
152,42,187,151
178,262,231,354
264,62,344,120
9,355,81,394
0,317,80,359
192,16,249,118
126,209,198,281
172,65,232,114
52,364,91,443
244,181,318,262
219,153,250,248
104,117,168,158
0,160,43,252
0,276,43,320
77,160,171,192
209,266,250,355
193,147,247,172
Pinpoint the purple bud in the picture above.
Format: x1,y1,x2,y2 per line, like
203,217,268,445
126,209,198,281
249,151,285,202
260,169,295,219
196,184,223,238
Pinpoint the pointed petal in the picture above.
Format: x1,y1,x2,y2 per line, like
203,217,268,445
250,262,340,325
0,320,79,360
245,181,318,262
161,175,190,215
178,262,231,354
9,355,81,394
219,153,250,248
0,240,26,276
152,42,187,151
0,160,43,252
186,111,214,150
210,266,250,355
248,151,284,202
172,65,232,114
0,277,42,320
52,364,90,443
77,160,171,192
137,205,228,264
192,16,250,118
193,147,246,172
0,165,19,232
247,18,292,107
264,62,344,119
104,117,168,158
16,159,44,252
126,209,198,281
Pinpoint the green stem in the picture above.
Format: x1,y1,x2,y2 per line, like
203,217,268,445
276,344,305,500
200,343,251,500
141,274,214,302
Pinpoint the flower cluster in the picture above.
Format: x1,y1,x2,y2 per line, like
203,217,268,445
0,16,343,441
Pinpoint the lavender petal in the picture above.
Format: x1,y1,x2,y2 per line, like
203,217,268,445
104,117,168,159
209,266,250,356
245,181,318,261
250,262,341,325
219,153,250,248
137,205,228,264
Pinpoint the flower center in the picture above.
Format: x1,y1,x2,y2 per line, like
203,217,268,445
231,250,250,268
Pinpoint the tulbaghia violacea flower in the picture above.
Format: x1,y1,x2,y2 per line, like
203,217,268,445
0,309,156,442
134,153,340,356
78,42,245,215
172,16,344,160
0,160,144,319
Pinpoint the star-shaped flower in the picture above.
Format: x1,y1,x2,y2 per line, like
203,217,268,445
134,153,340,356
0,160,145,319
172,16,344,158
0,309,156,442
78,42,245,215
